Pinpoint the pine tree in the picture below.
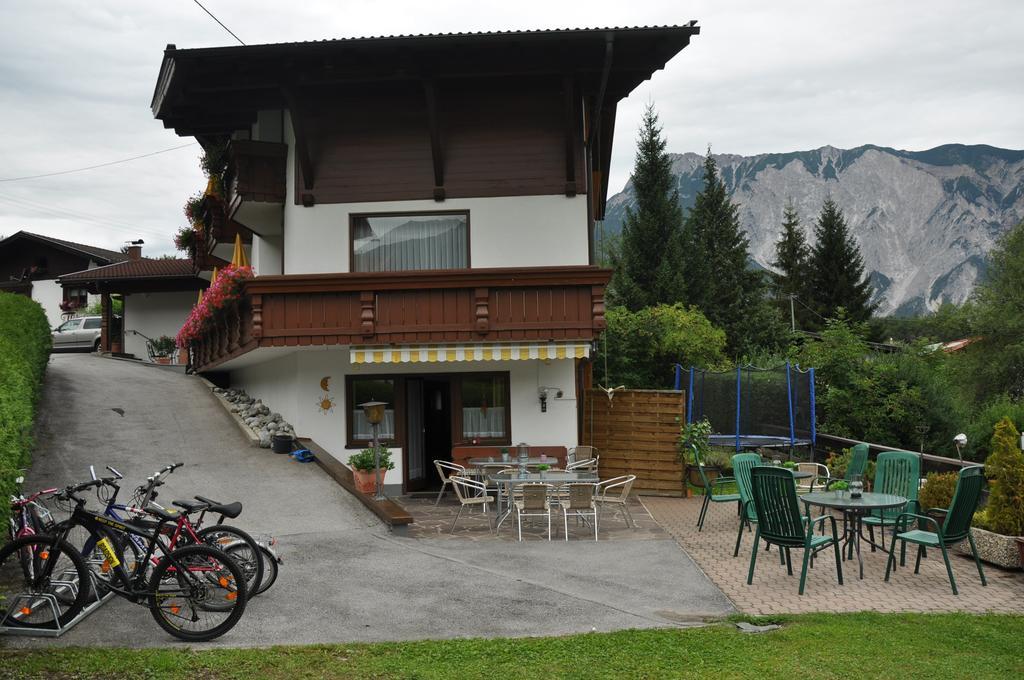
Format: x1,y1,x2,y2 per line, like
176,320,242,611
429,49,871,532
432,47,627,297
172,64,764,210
681,150,782,355
771,200,812,330
807,198,876,325
609,104,685,311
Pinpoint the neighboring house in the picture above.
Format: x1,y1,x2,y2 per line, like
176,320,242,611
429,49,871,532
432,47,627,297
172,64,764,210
150,25,699,492
58,244,205,363
0,230,127,328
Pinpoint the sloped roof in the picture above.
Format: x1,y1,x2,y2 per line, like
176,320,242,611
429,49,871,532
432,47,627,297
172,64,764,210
59,257,198,283
0,231,129,265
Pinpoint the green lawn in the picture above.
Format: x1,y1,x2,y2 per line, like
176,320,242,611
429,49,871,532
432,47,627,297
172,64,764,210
2,613,1021,679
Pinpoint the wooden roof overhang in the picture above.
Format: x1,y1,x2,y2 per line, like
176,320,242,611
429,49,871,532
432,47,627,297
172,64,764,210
151,24,699,218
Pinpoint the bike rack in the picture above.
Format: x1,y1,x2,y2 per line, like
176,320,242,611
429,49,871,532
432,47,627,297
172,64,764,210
0,568,114,638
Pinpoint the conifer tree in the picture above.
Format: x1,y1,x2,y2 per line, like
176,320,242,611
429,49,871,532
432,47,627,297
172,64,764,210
807,198,876,325
609,104,685,311
682,149,781,355
771,200,812,330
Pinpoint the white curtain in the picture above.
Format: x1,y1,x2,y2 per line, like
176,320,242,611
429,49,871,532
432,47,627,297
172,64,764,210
353,216,467,272
351,409,396,440
462,407,506,439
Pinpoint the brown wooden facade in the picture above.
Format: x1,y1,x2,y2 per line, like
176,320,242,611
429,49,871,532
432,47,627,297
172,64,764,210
190,265,609,371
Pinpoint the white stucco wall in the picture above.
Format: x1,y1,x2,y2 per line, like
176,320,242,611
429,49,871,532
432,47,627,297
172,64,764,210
251,234,283,276
230,346,579,489
122,291,196,362
32,279,65,329
281,112,589,275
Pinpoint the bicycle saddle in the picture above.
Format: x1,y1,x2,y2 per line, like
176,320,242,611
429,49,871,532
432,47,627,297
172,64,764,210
146,504,181,522
193,495,243,519
172,499,206,513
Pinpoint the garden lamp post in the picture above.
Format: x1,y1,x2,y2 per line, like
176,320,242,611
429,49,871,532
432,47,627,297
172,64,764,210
954,433,967,463
359,400,388,500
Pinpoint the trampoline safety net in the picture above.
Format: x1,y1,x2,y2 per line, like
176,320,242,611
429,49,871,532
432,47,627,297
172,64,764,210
676,363,816,451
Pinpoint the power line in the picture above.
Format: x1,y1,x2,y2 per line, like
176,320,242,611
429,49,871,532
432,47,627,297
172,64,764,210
0,192,171,238
192,0,245,45
0,143,196,182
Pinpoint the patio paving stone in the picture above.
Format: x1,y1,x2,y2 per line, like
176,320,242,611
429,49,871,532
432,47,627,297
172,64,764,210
642,495,1024,615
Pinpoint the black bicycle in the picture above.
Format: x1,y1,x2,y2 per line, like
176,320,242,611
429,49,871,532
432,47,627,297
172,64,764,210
0,478,247,641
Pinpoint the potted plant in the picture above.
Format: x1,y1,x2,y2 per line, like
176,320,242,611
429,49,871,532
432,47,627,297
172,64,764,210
965,417,1024,569
348,446,394,495
679,418,720,489
783,461,798,470
148,335,177,364
536,463,551,478
828,480,849,496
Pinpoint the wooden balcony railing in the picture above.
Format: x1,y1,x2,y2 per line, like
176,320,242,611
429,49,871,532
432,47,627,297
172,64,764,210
189,266,610,372
224,140,287,229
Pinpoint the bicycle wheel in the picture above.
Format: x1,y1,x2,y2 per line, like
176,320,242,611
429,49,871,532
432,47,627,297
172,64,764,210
148,544,247,642
228,543,278,596
0,535,92,629
196,525,263,596
80,528,143,595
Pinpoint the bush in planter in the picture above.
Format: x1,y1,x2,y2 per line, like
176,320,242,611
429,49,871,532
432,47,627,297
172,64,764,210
348,446,394,494
148,335,176,358
976,417,1024,537
918,471,958,510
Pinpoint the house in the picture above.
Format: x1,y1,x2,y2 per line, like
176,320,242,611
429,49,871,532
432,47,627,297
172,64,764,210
150,25,700,493
0,230,128,328
57,243,205,362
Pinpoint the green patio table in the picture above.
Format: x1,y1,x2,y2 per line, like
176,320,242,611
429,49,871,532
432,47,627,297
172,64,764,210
801,491,907,579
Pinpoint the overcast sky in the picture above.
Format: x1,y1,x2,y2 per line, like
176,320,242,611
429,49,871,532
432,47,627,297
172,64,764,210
1,0,1021,256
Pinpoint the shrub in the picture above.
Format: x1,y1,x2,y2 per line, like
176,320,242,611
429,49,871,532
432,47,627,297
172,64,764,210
978,417,1024,536
594,303,727,389
918,471,958,510
0,292,52,526
964,395,1024,462
348,446,394,472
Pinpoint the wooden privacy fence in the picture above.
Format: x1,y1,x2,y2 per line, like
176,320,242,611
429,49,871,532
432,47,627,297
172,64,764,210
582,388,685,496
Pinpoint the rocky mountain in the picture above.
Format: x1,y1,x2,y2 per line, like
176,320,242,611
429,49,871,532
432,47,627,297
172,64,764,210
603,144,1024,316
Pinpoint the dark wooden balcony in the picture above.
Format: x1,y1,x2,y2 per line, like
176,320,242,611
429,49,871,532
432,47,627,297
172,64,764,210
224,140,287,235
189,266,610,372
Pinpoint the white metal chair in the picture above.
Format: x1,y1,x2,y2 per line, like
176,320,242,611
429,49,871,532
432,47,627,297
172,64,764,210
594,475,637,528
434,460,466,505
562,483,599,541
515,483,553,541
566,456,599,473
567,445,598,465
796,463,830,494
449,476,494,534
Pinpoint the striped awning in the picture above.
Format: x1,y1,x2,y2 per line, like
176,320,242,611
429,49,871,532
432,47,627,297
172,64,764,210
350,342,591,365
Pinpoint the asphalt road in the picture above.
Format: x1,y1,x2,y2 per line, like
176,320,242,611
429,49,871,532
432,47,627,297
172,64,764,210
9,353,732,648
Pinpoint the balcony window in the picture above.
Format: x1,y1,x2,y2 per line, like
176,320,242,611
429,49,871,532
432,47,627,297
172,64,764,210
351,211,468,272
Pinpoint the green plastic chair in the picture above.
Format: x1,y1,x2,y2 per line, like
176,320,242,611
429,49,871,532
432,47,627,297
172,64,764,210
827,440,868,489
689,445,741,531
732,453,763,557
884,465,987,595
748,466,844,595
863,451,919,559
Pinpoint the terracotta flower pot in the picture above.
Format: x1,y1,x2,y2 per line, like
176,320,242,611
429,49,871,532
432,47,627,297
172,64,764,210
352,468,381,495
686,464,721,488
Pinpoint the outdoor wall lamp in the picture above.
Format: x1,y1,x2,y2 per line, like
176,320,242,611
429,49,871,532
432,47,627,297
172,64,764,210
359,400,387,500
538,388,548,412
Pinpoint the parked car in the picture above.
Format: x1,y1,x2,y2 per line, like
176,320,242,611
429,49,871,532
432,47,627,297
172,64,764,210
52,316,105,351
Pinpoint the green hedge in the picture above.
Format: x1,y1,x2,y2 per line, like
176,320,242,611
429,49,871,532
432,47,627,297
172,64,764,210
0,292,52,526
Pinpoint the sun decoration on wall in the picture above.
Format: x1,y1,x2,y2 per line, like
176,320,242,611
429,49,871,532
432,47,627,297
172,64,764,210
316,376,334,414
317,394,336,414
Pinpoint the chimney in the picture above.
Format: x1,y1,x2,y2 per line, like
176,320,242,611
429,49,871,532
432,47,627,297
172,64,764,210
127,244,142,260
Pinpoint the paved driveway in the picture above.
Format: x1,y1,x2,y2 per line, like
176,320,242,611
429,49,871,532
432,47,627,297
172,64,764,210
11,354,731,648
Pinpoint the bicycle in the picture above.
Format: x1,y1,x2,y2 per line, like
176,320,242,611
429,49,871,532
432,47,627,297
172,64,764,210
0,478,248,641
76,464,264,598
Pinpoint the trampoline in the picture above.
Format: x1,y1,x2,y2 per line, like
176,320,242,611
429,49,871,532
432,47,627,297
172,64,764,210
674,363,816,452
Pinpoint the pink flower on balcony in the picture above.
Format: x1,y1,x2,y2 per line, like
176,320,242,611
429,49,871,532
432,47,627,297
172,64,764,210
176,265,253,348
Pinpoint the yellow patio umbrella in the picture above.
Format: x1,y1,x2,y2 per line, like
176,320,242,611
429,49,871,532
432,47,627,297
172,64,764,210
210,266,219,286
196,288,204,305
230,233,249,268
